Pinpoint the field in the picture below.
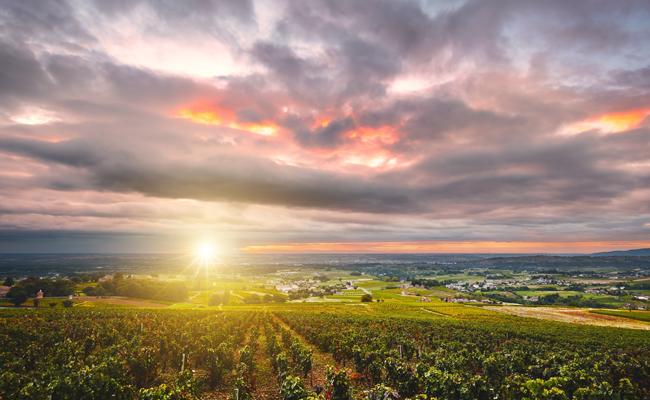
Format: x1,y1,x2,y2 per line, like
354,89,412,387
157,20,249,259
1,300,649,400
2,256,650,399
484,305,650,330
591,309,650,323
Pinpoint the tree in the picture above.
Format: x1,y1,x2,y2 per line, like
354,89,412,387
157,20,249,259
2,276,14,286
7,287,28,306
361,294,373,302
82,286,97,296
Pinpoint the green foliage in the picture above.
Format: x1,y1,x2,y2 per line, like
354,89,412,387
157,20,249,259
6,287,28,306
11,277,75,297
127,346,161,387
98,278,188,302
0,309,250,399
281,375,312,400
364,384,399,400
326,367,352,400
138,370,200,400
206,348,226,388
278,308,650,399
0,304,648,400
82,285,107,296
232,363,253,400
276,352,289,381
361,294,373,302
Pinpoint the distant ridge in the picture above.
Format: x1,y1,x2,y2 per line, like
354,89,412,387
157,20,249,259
592,248,650,256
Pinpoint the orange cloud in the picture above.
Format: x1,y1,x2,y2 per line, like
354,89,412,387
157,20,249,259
178,108,228,125
242,240,650,254
313,115,333,129
177,103,278,136
347,125,399,145
562,107,650,135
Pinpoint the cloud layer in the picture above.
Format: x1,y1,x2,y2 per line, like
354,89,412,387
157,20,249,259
0,0,649,252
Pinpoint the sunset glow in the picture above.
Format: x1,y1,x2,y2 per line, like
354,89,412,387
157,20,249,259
562,108,650,135
597,108,650,132
243,241,650,255
178,106,277,136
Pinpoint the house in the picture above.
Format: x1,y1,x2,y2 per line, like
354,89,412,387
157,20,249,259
443,297,477,303
0,285,10,298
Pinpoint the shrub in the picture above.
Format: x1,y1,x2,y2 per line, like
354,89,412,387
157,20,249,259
281,375,310,400
7,287,28,306
364,384,399,400
326,368,352,400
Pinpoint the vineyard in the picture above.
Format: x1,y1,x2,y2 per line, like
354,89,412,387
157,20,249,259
0,305,648,399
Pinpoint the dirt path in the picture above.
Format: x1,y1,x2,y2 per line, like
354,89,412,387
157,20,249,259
420,308,447,317
251,328,281,400
485,306,650,330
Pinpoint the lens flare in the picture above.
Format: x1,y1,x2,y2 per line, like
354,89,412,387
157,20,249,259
195,242,218,266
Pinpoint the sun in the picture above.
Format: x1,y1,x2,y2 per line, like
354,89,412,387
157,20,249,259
195,241,218,267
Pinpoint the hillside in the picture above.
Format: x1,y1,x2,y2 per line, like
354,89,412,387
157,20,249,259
592,248,650,256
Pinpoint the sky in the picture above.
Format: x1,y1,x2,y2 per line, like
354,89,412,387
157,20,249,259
0,0,649,254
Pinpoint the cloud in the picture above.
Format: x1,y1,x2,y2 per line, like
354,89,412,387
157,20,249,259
0,41,53,105
0,136,416,213
0,0,649,251
294,118,355,148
